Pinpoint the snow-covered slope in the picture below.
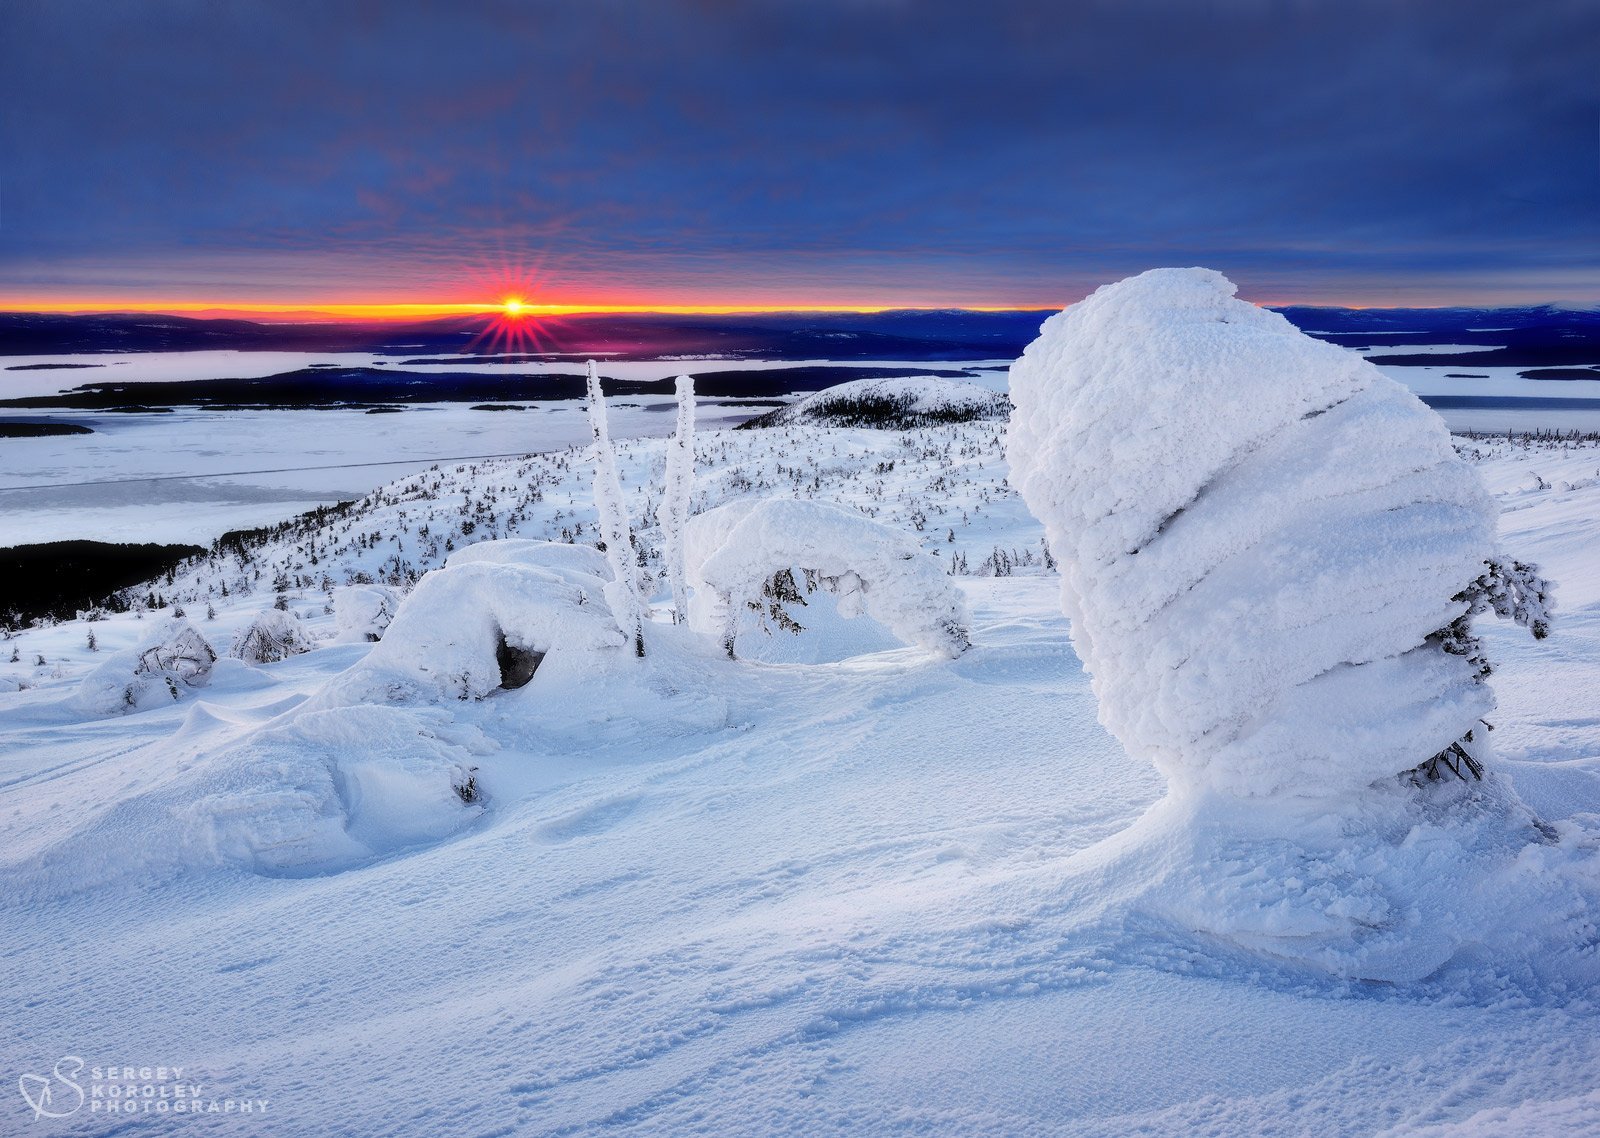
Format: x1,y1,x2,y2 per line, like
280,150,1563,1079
2,421,1599,1135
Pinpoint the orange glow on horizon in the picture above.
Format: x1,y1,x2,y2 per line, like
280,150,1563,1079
0,296,1054,321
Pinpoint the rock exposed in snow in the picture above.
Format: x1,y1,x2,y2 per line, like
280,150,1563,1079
74,617,216,715
1007,268,1522,799
739,376,1010,430
685,498,971,658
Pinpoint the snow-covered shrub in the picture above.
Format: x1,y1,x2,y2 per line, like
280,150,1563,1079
75,617,216,715
1006,268,1549,800
685,499,970,659
231,608,317,665
311,540,624,705
333,584,401,643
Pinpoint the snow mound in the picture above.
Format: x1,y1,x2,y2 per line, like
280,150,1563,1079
686,499,971,658
1007,267,1503,800
333,584,401,643
73,617,216,715
231,607,317,664
180,704,485,875
740,376,1010,430
312,540,624,706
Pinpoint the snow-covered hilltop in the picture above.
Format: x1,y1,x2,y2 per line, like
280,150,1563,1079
737,374,1010,430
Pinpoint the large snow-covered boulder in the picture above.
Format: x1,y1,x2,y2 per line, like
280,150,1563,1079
313,540,624,705
685,499,970,659
739,376,1010,430
1006,268,1506,799
75,617,217,715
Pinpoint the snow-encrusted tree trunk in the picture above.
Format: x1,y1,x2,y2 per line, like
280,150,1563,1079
1006,268,1551,802
586,360,645,657
656,374,696,624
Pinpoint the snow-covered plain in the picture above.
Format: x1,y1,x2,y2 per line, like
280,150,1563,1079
3,411,1599,1135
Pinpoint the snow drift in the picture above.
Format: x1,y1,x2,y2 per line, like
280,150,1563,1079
1007,267,1530,800
685,499,971,659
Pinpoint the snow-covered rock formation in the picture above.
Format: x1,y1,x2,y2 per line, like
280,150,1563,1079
1008,267,1542,800
312,539,624,705
685,499,971,659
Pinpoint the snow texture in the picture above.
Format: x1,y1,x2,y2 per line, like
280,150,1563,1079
657,374,696,623
73,616,217,715
230,607,317,664
587,360,646,654
686,498,971,658
1007,267,1506,800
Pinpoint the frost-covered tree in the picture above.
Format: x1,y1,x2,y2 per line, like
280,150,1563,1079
656,374,696,624
1007,268,1552,800
586,361,645,656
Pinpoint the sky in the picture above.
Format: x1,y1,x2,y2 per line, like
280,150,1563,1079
1,0,1597,315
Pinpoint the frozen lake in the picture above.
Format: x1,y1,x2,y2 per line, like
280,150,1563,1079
1,346,1595,547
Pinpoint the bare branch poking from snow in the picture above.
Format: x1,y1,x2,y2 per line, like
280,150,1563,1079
586,360,645,656
1006,267,1547,801
657,375,696,625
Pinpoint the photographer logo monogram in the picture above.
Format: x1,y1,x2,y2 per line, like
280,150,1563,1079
18,1057,268,1120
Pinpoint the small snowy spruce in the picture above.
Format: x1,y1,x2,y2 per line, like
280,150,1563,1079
1006,268,1551,800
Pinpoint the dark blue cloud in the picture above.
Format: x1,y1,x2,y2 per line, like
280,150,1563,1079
2,0,1597,305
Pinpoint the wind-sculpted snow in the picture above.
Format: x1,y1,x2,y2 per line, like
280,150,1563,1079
1007,269,1596,983
686,498,971,658
1008,268,1502,799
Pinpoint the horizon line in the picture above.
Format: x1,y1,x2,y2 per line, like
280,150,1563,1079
1,297,1594,322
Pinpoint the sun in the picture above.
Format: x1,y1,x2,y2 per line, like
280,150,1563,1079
501,296,525,317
